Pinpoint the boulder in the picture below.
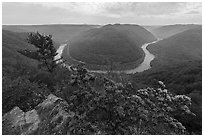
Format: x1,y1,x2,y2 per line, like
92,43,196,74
2,94,75,135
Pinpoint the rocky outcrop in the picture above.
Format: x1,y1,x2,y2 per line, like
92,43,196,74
2,94,75,135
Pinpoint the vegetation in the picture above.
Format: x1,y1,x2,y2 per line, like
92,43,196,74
69,24,156,65
18,32,63,73
2,30,201,135
147,24,201,39
147,27,202,66
47,64,195,135
2,31,69,115
131,61,202,134
131,27,202,134
3,24,99,43
2,75,50,114
62,43,145,71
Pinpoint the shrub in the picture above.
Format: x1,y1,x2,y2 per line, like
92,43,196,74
61,65,194,135
2,76,50,114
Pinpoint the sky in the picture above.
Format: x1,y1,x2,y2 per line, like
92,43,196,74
2,2,202,25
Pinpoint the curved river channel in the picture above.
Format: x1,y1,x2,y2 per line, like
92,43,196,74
55,40,158,74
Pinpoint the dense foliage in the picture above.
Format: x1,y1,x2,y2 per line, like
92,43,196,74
131,61,202,134
2,75,50,114
138,27,202,134
2,32,68,115
69,24,156,65
1,63,197,135
50,64,194,135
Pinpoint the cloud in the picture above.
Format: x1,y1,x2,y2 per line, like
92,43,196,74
2,2,202,25
38,2,201,17
185,10,200,14
42,2,201,16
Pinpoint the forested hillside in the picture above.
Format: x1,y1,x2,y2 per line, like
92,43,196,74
147,24,201,39
69,24,156,65
2,31,197,135
148,26,202,66
131,26,202,134
2,30,38,78
2,30,61,114
3,24,100,43
2,30,60,78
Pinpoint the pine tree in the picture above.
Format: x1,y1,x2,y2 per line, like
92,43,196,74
18,32,63,73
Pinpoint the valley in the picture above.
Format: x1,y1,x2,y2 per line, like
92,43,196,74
2,2,202,135
2,23,202,135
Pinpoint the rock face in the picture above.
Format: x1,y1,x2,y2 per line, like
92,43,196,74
2,94,75,135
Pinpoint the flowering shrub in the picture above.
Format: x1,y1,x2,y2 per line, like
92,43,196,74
63,64,194,135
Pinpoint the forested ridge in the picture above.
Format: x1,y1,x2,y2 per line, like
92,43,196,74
69,24,156,65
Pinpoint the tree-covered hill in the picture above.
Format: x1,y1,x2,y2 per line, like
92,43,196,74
147,24,201,39
147,26,202,67
69,24,156,65
112,24,157,47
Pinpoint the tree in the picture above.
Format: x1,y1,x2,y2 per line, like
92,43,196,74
18,32,63,73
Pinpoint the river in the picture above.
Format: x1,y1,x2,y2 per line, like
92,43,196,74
55,40,158,74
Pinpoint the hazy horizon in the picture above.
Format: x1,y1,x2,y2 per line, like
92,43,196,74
2,23,202,26
3,2,202,25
